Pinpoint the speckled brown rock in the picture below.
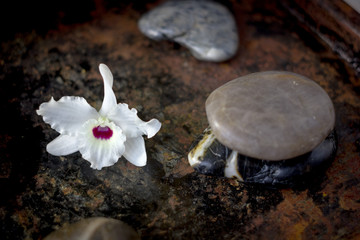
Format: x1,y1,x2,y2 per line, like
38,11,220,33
205,71,335,160
1,1,360,239
44,217,140,240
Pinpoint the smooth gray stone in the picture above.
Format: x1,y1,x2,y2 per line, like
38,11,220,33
44,217,140,240
205,71,335,161
138,0,238,62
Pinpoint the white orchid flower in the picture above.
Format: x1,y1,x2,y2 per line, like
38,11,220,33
37,63,161,170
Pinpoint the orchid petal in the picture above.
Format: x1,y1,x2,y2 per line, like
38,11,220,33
137,118,162,138
37,96,99,136
108,103,162,138
99,63,117,116
123,136,147,167
78,119,126,170
46,135,79,156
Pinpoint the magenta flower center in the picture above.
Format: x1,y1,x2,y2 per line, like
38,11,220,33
92,125,113,140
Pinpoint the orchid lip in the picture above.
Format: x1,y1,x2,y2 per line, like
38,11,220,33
92,125,113,140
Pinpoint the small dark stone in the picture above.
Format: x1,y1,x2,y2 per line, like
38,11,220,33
188,128,337,187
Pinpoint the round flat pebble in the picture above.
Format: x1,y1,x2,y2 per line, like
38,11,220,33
138,0,238,62
44,217,140,240
205,71,335,161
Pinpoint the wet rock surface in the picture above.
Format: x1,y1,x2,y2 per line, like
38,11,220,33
138,0,238,62
0,0,360,239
